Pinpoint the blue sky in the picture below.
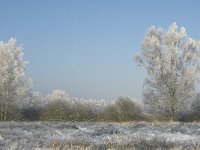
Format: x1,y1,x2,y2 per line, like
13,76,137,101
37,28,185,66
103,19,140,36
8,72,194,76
0,1,200,101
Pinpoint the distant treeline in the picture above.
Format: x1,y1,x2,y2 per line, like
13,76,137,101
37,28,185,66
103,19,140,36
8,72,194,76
7,91,200,122
20,94,144,122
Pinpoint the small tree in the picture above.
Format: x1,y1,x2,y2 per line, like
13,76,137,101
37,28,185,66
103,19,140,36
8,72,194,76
136,23,200,118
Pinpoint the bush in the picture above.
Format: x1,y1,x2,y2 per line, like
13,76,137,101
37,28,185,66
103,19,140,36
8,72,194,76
116,96,143,121
102,96,143,121
70,102,96,121
21,106,42,121
6,105,22,121
40,100,98,121
102,104,119,121
26,95,145,122
41,100,71,121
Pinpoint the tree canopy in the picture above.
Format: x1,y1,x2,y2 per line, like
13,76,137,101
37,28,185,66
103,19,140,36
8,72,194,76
136,23,200,117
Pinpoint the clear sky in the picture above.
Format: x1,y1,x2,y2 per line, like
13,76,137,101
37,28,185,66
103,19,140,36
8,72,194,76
0,0,200,101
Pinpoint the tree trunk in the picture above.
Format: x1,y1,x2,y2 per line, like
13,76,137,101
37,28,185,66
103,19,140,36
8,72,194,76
4,101,7,121
4,90,9,121
1,103,4,121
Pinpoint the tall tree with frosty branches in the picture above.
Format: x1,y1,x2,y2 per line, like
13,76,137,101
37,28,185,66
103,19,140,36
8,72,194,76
0,38,32,120
136,23,200,117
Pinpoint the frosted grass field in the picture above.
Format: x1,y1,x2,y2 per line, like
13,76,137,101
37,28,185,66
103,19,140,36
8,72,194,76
0,122,199,150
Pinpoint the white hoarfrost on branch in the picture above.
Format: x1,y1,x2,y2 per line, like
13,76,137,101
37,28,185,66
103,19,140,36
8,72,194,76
136,23,200,117
47,89,70,103
23,91,45,108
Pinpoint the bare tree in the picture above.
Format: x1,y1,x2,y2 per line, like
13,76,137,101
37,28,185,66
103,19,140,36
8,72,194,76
136,23,200,117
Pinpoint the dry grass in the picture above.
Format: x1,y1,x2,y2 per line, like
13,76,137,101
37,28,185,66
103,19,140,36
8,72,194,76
49,136,200,150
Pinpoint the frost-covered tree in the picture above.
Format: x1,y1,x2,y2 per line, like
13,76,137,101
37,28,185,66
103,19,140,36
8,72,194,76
0,38,31,120
136,23,200,117
28,91,45,107
47,89,70,102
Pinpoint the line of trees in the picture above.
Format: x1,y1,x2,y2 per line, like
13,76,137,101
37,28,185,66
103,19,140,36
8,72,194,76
12,89,200,122
0,23,200,122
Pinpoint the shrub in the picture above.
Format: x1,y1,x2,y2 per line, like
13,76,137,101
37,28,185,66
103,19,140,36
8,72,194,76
40,100,71,121
102,104,119,121
6,104,22,121
21,106,42,121
102,96,143,121
70,102,97,121
115,96,143,121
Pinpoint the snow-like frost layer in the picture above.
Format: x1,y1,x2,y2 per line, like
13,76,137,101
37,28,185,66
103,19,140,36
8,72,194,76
0,122,199,149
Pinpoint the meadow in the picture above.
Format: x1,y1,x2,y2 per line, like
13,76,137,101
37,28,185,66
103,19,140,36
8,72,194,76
0,121,200,150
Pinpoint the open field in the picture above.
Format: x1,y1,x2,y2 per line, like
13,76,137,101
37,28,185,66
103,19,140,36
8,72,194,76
0,122,199,150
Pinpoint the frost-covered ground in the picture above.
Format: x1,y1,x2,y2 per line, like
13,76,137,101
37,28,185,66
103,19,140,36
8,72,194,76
0,122,199,150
